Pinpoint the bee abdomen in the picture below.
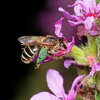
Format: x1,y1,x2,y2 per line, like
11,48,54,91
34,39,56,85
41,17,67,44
21,45,38,64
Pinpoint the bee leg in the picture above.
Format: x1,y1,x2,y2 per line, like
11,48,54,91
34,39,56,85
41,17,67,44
35,64,40,69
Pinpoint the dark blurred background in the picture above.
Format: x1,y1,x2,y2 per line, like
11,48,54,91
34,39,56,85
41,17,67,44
2,0,83,100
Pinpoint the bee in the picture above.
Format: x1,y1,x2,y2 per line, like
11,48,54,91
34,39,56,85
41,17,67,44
18,35,67,69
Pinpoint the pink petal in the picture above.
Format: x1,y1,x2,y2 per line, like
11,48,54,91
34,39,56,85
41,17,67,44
98,12,100,17
68,0,88,13
46,69,66,98
68,20,83,26
67,75,85,100
90,61,100,76
84,16,94,30
90,0,96,10
74,4,83,16
64,60,72,68
64,60,75,68
96,2,100,13
83,0,96,11
66,36,75,53
71,75,85,90
58,7,77,21
55,17,64,37
41,56,53,64
30,92,59,100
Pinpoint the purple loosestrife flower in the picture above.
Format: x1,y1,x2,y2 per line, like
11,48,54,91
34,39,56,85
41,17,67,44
59,0,100,36
30,69,85,100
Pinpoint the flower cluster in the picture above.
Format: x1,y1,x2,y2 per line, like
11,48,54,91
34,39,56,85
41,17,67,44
30,0,100,100
59,0,100,36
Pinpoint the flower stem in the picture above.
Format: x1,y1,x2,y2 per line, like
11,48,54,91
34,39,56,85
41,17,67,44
87,34,97,56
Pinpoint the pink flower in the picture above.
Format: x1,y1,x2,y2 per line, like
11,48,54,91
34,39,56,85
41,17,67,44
30,69,85,100
59,0,100,35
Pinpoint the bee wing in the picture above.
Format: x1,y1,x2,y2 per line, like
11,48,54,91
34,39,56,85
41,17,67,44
18,36,40,44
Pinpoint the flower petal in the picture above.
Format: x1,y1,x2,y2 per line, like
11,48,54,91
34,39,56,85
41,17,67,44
98,12,100,17
83,0,96,11
68,20,83,26
46,69,66,98
41,56,53,64
71,75,85,90
66,36,75,53
91,0,96,9
84,16,94,30
67,75,85,100
96,2,100,13
30,92,59,100
74,4,83,16
58,7,77,21
68,0,88,13
64,60,75,68
90,61,100,76
55,17,64,37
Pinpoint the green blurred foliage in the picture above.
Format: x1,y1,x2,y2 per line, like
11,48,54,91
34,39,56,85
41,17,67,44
12,59,77,100
96,0,100,3
96,36,100,61
95,91,100,100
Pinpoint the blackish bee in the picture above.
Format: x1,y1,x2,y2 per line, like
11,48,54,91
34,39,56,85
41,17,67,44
18,35,67,68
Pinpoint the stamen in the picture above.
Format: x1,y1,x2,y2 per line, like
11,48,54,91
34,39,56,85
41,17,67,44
91,10,94,14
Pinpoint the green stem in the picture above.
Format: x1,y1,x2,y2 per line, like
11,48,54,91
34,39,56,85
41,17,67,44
96,35,100,63
87,34,97,56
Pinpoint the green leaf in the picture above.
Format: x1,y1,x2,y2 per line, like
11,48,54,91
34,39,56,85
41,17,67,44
36,47,48,64
96,0,100,4
95,91,100,100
